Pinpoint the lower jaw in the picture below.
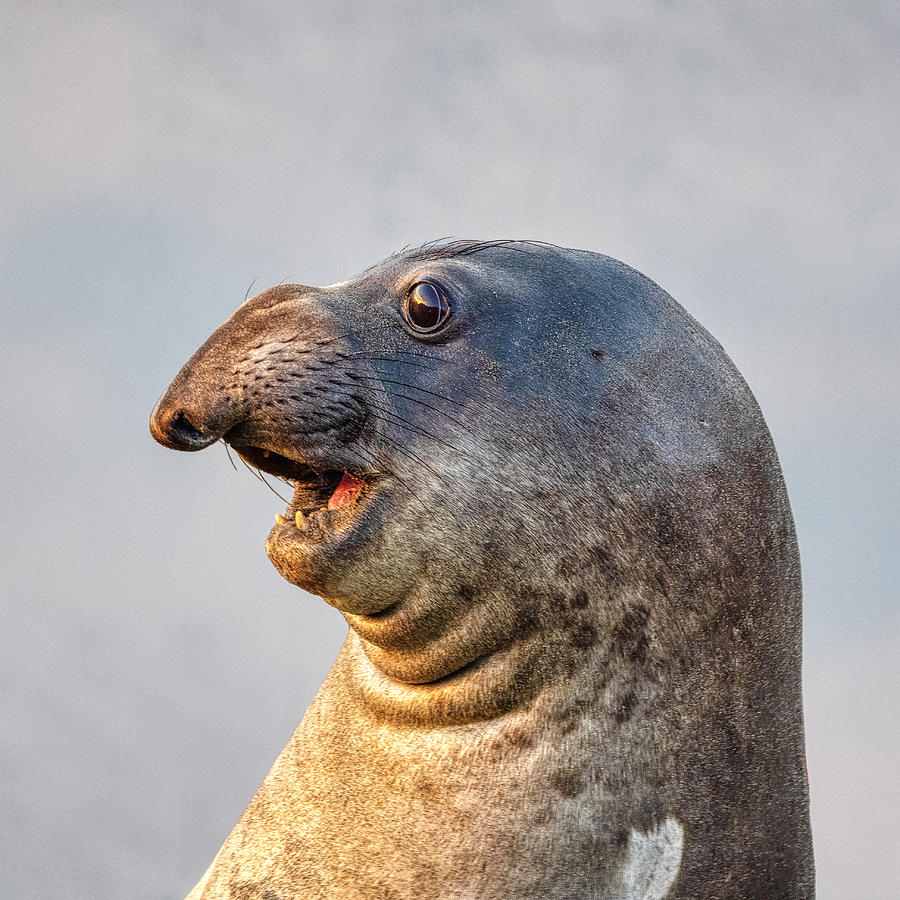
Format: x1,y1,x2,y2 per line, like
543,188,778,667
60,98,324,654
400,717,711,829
265,502,361,571
272,470,380,546
263,486,391,606
264,525,343,597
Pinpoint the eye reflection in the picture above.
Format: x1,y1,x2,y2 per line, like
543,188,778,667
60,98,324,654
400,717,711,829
404,281,450,333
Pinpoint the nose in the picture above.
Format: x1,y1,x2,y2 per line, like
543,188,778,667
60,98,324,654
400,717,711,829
149,402,217,451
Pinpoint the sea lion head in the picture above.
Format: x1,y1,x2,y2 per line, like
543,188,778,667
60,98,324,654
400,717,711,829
151,241,795,724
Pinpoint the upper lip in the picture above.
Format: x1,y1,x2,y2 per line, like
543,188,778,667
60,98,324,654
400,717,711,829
230,443,323,482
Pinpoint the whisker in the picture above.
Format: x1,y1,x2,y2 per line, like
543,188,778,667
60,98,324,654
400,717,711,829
339,355,435,371
344,348,448,364
222,440,239,471
282,324,393,348
340,377,468,428
352,445,437,520
235,448,293,503
313,400,448,484
367,429,446,483
238,453,264,482
329,350,511,426
257,470,292,504
362,398,464,453
323,384,477,460
335,368,506,425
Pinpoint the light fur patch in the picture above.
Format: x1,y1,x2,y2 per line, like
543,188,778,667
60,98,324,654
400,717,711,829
618,816,684,899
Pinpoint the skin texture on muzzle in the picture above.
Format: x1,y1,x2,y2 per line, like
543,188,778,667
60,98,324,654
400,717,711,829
150,241,814,899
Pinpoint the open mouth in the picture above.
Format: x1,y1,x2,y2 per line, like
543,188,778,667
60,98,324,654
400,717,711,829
231,444,376,539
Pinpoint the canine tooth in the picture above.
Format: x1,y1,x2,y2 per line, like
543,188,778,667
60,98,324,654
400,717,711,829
263,450,270,458
295,511,306,527
275,514,287,526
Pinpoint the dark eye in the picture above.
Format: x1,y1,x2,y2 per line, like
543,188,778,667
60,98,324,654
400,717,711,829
404,281,450,333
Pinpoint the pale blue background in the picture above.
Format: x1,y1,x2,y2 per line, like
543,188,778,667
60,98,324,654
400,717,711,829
2,2,897,897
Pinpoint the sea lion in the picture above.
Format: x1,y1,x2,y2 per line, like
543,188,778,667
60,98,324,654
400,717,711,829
150,241,814,899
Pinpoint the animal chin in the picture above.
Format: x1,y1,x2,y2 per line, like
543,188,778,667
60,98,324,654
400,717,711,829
231,444,374,541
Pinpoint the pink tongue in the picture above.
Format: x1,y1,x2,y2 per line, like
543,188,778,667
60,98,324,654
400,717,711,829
327,471,364,510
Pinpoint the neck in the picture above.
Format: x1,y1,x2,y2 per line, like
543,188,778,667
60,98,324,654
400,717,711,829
336,630,547,725
334,582,803,777
334,579,658,728
335,580,595,725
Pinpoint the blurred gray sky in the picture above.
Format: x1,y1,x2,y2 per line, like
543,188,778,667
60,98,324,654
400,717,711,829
1,1,897,897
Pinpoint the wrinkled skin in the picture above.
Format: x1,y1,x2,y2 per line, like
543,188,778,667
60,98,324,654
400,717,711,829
150,242,814,899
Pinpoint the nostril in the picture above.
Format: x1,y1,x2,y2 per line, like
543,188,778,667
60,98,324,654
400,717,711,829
167,410,205,446
150,404,213,451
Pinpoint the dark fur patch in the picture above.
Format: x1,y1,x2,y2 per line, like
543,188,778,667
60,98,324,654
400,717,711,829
614,691,637,724
570,623,598,650
613,603,651,664
516,591,544,636
503,725,535,750
550,768,585,798
570,590,589,609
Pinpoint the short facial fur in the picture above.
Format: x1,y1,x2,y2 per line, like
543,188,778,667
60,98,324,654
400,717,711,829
151,241,814,898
